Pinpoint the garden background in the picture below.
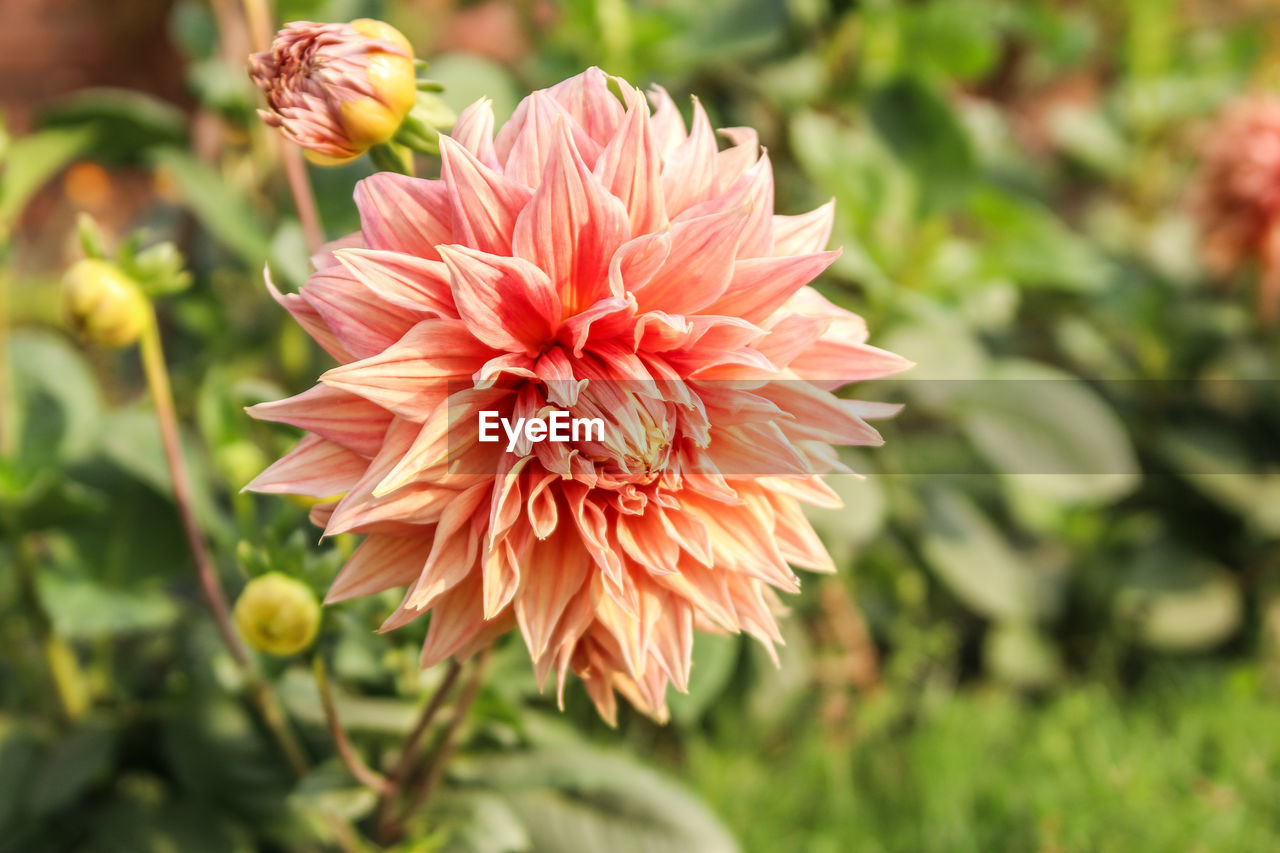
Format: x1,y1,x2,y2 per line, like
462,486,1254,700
2,0,1280,850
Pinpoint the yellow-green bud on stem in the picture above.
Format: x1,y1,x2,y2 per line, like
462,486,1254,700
234,572,321,656
61,258,150,348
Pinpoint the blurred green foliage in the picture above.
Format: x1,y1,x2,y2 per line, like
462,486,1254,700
2,0,1280,850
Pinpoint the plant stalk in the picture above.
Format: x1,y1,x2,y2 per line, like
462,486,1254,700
241,0,326,255
138,311,309,777
374,659,463,842
314,656,391,793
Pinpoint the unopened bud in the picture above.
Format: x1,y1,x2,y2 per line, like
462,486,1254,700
233,572,321,656
249,19,417,163
61,259,149,348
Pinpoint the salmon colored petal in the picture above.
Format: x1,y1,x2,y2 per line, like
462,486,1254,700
450,97,500,169
594,97,668,235
355,173,452,259
246,434,365,496
512,119,630,315
326,534,432,603
320,320,496,420
331,248,457,318
246,383,391,458
440,134,532,255
439,244,561,355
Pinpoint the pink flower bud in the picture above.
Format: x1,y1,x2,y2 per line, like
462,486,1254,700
249,19,416,163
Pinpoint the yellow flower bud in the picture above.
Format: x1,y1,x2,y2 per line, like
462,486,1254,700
61,259,150,348
234,572,321,656
250,19,417,162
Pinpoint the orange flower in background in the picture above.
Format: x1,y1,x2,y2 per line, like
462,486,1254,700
249,19,417,163
247,68,911,723
1195,95,1280,325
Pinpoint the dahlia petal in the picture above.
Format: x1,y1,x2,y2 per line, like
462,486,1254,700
679,151,775,259
355,173,453,260
765,493,836,574
418,575,503,667
559,294,637,357
407,482,490,609
633,209,749,314
754,314,831,370
512,119,631,315
320,320,496,421
501,91,604,187
772,199,835,255
646,85,687,159
514,525,592,661
594,97,668,234
450,98,500,169
661,97,719,217
246,434,365,496
246,383,391,458
302,265,428,359
310,231,363,271
326,534,432,604
788,339,915,389
439,244,561,355
546,67,626,147
609,231,671,296
708,251,841,324
715,127,760,194
266,269,352,362
331,248,457,318
758,382,886,446
440,135,533,256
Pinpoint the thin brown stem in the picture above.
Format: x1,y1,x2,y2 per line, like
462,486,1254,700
374,659,463,842
313,656,391,793
400,649,493,825
138,311,309,777
241,0,325,254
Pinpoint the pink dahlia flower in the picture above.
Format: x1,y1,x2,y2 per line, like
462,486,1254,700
248,68,910,723
1195,95,1280,324
249,20,417,163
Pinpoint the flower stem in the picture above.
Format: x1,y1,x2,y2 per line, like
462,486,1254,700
313,656,391,793
138,310,309,777
374,659,463,842
399,649,493,826
241,0,326,255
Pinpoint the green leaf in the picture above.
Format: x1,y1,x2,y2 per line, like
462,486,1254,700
38,572,179,638
288,762,378,824
0,470,104,532
867,76,976,212
278,667,422,735
0,721,42,831
97,406,226,536
1116,549,1243,651
920,489,1041,621
967,187,1111,292
1162,429,1280,537
7,330,104,468
668,632,741,726
26,718,116,818
459,745,739,853
148,148,271,265
427,54,522,124
984,621,1063,689
38,88,187,164
435,790,531,853
0,125,97,226
124,241,192,296
957,359,1140,504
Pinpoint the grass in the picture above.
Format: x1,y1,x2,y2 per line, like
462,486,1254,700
684,664,1280,853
